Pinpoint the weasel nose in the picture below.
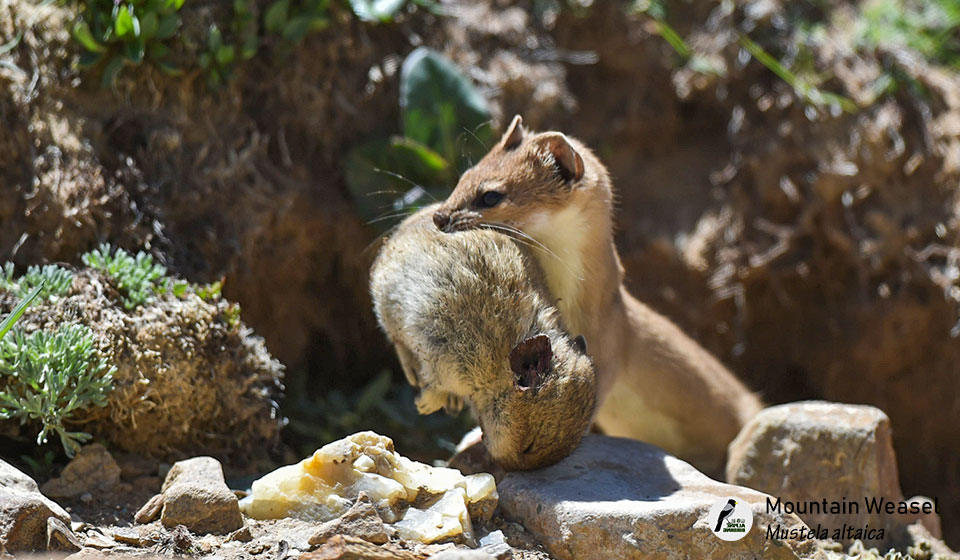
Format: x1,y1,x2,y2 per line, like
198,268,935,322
433,211,451,231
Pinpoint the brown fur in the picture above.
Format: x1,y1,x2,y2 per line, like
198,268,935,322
370,206,596,470
434,116,763,475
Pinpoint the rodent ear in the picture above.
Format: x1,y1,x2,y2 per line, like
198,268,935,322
509,334,552,391
501,115,524,150
536,133,585,183
572,334,587,354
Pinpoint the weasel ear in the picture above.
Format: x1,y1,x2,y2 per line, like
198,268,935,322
501,115,524,150
536,133,584,183
509,334,552,391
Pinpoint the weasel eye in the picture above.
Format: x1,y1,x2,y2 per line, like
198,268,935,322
475,191,504,209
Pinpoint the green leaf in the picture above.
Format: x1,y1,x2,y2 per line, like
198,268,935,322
77,50,104,68
207,24,222,51
71,22,107,53
344,136,453,225
114,7,139,39
281,16,314,42
139,12,158,40
409,0,441,14
399,47,493,167
241,33,259,59
164,0,185,11
157,61,183,75
216,45,235,66
0,283,43,340
349,0,406,22
147,41,169,60
125,37,145,64
100,55,124,87
156,14,179,39
389,136,451,174
264,0,289,34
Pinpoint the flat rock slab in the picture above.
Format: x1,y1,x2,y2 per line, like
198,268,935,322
498,435,825,560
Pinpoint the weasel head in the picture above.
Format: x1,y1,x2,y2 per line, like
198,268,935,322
432,115,612,239
477,329,596,471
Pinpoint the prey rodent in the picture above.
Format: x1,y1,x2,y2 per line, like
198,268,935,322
370,205,596,471
433,116,763,476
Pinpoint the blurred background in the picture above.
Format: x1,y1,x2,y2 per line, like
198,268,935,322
0,0,958,547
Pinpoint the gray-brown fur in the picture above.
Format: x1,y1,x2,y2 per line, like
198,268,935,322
370,206,596,470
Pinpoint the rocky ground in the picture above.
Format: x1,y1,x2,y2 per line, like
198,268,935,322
2,402,958,559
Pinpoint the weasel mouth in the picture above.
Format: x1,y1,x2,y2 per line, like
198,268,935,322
434,210,482,233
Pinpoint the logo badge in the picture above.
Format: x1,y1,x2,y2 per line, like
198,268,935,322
707,497,753,541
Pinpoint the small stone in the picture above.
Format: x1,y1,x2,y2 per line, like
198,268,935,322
463,475,497,523
429,550,496,560
160,457,242,535
477,530,511,559
228,526,253,543
135,493,164,524
46,517,82,552
197,534,219,553
477,543,511,560
903,496,942,539
41,444,121,499
111,527,148,547
64,548,118,560
0,459,72,552
83,531,116,549
309,493,390,547
302,535,422,560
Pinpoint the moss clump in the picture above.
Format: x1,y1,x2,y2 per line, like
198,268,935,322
0,259,284,469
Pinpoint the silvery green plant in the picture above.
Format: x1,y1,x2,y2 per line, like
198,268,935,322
1,263,74,302
0,322,115,456
82,243,166,309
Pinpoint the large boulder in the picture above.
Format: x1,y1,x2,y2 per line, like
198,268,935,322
498,435,825,560
727,402,946,549
0,459,72,552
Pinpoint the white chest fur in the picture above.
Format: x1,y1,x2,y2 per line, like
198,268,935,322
525,205,588,332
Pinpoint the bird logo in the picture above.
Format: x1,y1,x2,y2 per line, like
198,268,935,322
714,499,738,532
708,496,753,541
